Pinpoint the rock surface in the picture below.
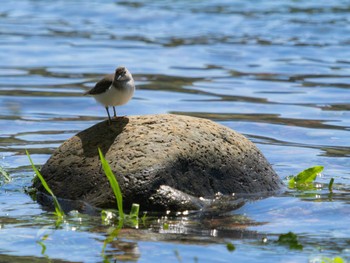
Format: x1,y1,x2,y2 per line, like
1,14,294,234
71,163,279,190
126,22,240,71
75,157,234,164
34,114,283,212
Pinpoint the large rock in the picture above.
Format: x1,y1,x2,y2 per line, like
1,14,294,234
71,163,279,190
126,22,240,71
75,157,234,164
34,114,283,212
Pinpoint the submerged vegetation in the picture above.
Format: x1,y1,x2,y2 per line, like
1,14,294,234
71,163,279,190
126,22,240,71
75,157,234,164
226,242,236,252
277,232,303,250
287,165,335,194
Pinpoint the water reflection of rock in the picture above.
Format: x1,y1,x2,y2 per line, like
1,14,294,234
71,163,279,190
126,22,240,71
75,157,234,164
101,212,262,262
113,211,264,245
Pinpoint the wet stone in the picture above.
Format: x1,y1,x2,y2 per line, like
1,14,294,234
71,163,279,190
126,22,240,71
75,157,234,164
34,114,283,212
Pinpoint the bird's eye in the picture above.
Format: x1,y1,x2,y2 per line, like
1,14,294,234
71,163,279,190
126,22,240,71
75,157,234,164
123,71,126,75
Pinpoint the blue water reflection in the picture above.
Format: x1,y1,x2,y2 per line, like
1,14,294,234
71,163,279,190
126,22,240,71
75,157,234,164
1,0,350,262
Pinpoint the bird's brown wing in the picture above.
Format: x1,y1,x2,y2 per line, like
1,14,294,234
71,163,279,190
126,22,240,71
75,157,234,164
85,74,114,95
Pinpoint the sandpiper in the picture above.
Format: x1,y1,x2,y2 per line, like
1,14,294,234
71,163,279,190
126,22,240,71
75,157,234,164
85,66,135,125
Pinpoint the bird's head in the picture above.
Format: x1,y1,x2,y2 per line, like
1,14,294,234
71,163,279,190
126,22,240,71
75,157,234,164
114,66,132,81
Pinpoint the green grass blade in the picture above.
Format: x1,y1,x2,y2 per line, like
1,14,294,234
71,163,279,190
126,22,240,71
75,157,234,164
126,203,140,228
130,203,140,219
98,148,124,219
26,150,64,218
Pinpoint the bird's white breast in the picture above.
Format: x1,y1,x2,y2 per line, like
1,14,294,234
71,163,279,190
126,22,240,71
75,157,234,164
93,81,134,107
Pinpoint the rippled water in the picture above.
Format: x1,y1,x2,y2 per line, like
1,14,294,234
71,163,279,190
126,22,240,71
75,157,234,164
1,0,350,262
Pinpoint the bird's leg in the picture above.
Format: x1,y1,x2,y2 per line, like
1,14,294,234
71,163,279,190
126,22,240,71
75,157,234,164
113,106,117,118
105,107,112,125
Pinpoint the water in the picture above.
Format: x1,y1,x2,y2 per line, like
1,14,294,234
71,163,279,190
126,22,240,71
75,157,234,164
1,0,350,262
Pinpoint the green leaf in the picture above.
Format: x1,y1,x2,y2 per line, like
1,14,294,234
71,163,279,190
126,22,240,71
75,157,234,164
322,256,345,263
26,150,64,218
295,166,324,183
98,148,124,219
333,257,345,263
288,166,324,189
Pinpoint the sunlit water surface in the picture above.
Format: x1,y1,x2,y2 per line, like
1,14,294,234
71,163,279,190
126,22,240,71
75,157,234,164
1,1,350,262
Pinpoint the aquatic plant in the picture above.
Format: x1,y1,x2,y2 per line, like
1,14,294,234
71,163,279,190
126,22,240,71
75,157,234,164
98,148,140,224
130,203,140,219
226,242,236,252
26,150,65,219
288,165,324,190
321,256,345,263
141,212,148,225
99,148,142,259
277,232,303,250
0,165,11,183
37,234,49,260
328,178,335,192
98,148,124,219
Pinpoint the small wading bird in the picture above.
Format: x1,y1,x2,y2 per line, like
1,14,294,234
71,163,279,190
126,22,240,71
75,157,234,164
85,66,135,125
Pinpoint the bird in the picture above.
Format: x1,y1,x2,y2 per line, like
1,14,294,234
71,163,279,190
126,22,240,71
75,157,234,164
85,66,135,125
